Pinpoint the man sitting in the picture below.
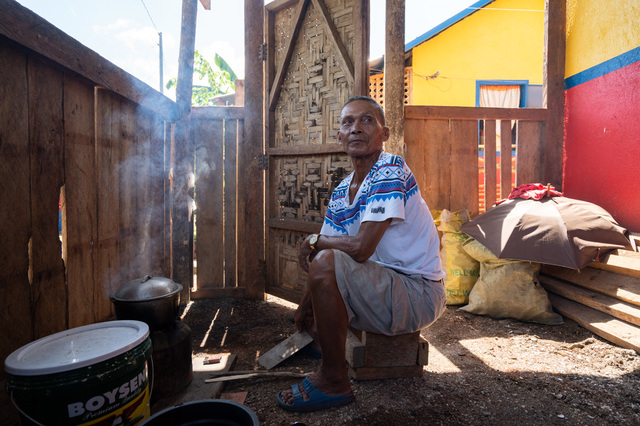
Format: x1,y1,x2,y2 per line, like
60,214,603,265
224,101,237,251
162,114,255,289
277,96,446,412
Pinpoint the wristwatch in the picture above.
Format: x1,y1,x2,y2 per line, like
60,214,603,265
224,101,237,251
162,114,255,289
309,234,319,251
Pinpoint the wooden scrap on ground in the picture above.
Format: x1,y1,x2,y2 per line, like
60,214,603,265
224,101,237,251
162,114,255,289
258,331,313,370
205,370,308,383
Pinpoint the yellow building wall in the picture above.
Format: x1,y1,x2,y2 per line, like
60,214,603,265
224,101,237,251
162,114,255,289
565,0,640,77
411,0,544,106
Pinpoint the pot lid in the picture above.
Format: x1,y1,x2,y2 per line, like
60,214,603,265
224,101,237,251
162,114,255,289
111,275,182,302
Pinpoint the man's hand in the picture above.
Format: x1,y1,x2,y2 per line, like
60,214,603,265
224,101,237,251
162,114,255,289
297,234,317,273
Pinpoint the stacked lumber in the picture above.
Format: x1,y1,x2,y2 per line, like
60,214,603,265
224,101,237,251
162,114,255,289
540,250,640,353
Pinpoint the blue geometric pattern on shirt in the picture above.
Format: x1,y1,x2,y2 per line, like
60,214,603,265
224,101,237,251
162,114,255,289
324,153,418,231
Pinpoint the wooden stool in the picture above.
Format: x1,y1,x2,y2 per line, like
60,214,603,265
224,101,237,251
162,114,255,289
345,328,429,380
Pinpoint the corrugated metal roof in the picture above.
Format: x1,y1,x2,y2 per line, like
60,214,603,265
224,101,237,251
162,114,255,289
404,0,496,51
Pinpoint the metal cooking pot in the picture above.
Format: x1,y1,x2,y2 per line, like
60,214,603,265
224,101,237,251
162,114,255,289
110,275,183,331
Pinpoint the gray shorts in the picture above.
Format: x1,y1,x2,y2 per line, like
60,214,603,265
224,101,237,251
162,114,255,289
332,249,446,335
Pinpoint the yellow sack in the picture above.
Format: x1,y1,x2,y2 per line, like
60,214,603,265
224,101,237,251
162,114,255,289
432,209,480,305
460,238,563,325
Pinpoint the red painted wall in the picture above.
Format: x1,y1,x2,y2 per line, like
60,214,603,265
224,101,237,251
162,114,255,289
563,60,640,232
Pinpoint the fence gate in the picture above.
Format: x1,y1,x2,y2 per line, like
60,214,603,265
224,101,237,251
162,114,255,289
264,0,369,303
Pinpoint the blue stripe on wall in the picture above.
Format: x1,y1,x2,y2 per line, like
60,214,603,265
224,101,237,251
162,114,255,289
565,46,640,90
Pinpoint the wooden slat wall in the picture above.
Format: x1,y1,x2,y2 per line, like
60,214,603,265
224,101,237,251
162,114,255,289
0,38,172,383
64,74,98,329
405,105,547,216
190,107,244,298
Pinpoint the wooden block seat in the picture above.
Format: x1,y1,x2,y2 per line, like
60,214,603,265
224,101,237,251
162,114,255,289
345,327,429,380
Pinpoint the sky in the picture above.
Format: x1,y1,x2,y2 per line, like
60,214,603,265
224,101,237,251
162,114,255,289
16,0,481,101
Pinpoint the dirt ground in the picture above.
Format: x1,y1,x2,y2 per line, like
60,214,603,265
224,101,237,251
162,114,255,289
176,295,640,425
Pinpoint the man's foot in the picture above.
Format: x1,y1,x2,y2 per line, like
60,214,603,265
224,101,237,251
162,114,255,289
277,376,353,412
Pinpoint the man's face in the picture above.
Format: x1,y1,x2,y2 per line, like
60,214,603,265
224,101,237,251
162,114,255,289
337,100,389,158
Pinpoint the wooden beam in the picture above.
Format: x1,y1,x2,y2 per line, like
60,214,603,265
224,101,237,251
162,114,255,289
268,144,345,156
310,0,354,84
172,0,199,302
541,265,640,306
542,0,566,189
405,105,548,121
353,0,370,96
384,0,406,156
268,218,322,234
541,275,640,327
548,293,640,354
269,0,310,110
239,0,265,299
177,0,198,115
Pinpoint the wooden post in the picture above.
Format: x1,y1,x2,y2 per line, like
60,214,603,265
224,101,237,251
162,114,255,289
172,0,198,301
543,0,566,190
354,0,370,96
239,0,265,299
384,0,405,157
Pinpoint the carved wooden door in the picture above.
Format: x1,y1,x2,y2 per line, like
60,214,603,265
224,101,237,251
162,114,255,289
264,0,369,303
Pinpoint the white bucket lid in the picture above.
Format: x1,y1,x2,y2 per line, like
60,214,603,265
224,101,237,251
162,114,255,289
4,320,149,376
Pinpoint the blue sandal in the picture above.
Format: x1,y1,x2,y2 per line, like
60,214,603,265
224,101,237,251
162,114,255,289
277,377,354,412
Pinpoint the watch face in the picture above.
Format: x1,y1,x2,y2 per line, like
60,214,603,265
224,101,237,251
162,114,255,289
310,234,318,247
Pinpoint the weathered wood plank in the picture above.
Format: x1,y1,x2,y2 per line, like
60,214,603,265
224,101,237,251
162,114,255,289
96,89,121,320
484,119,497,209
353,0,370,96
0,43,33,367
348,364,423,380
224,119,239,287
404,117,427,205
543,0,566,189
63,74,97,328
541,265,640,306
499,120,512,199
540,275,640,327
268,218,322,234
411,119,452,211
119,99,140,283
258,331,313,370
590,252,640,279
405,105,547,121
149,116,167,276
383,0,405,156
515,120,544,186
28,56,66,338
241,0,266,299
450,119,479,216
548,293,640,353
346,329,365,368
361,331,420,368
135,109,155,276
172,115,194,303
268,144,345,156
195,119,225,288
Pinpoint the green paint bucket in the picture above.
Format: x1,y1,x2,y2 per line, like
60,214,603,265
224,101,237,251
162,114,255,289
5,320,152,426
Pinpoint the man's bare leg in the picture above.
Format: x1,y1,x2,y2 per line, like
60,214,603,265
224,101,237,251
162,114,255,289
280,249,352,404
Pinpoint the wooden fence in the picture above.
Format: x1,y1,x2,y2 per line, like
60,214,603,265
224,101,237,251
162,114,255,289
405,105,548,217
190,107,245,298
0,1,177,383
